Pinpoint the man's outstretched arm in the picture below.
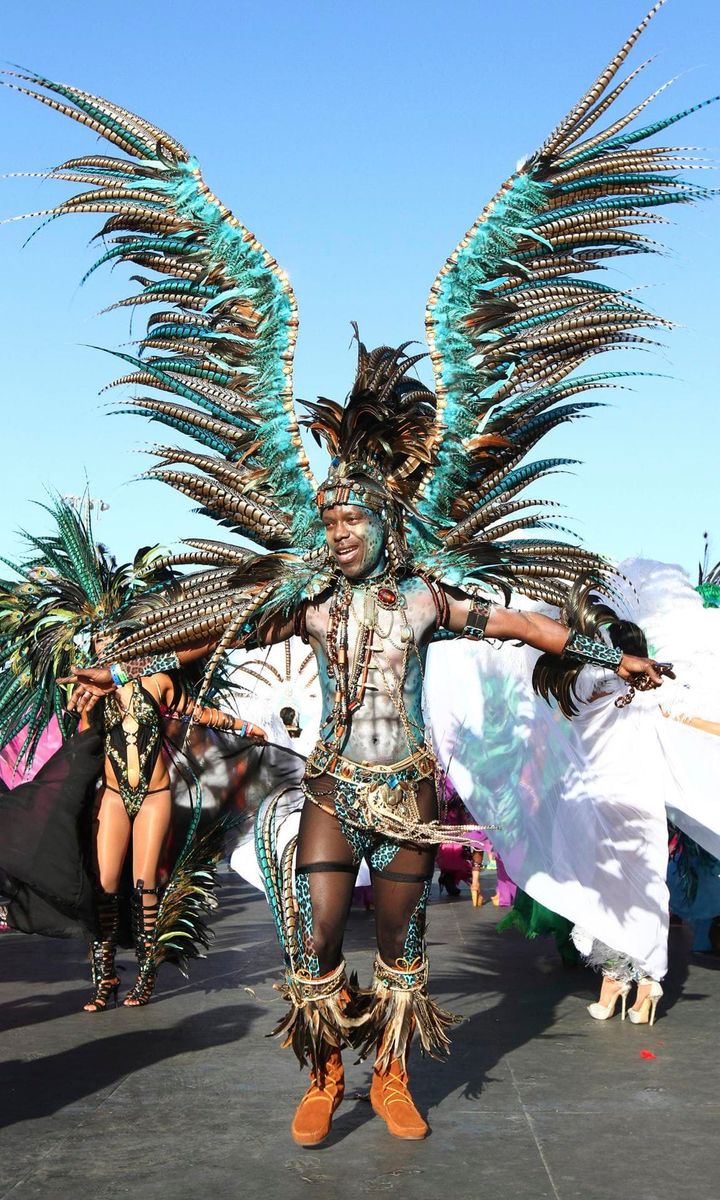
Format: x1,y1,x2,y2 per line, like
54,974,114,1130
441,589,665,686
60,612,297,714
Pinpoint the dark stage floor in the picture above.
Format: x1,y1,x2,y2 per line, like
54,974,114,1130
1,873,718,1200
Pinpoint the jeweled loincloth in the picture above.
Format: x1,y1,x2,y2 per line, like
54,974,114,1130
303,741,490,847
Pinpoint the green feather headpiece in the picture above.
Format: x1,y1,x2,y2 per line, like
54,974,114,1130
0,495,174,766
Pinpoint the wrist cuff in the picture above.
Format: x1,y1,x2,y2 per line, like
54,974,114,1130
562,631,622,670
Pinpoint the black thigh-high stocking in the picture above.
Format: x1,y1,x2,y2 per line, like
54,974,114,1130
371,845,435,965
295,783,359,976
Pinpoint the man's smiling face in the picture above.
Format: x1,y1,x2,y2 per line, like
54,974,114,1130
322,503,386,580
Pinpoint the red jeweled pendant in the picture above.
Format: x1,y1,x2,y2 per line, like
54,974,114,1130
377,587,398,607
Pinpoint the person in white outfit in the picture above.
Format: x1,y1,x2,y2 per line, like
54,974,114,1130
569,620,669,1025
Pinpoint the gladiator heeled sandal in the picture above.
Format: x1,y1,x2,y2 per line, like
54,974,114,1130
83,891,121,1013
124,880,160,1007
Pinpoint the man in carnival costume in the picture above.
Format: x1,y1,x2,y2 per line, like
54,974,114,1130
8,4,711,1143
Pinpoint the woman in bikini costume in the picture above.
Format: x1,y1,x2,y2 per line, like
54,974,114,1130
83,666,266,1011
0,496,266,1012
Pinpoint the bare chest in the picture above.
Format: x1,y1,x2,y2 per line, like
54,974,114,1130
306,577,437,672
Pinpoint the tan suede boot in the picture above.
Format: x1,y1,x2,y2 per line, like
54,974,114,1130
370,1056,429,1140
290,1049,345,1146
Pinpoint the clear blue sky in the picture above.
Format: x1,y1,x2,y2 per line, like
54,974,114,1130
1,0,718,577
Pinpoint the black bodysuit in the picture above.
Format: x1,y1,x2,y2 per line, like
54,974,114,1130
103,680,166,817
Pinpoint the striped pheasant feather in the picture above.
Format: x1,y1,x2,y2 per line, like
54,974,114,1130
416,1,716,604
2,68,323,562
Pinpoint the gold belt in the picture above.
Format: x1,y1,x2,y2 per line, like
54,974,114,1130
305,740,435,787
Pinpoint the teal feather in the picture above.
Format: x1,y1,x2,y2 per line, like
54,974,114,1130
254,796,287,955
6,69,324,570
110,407,236,456
415,8,715,606
474,460,579,510
562,95,720,167
99,351,252,430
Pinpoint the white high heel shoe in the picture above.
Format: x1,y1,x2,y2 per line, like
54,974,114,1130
627,979,663,1026
587,981,631,1021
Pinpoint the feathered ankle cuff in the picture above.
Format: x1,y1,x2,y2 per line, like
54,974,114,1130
355,955,461,1070
269,961,360,1070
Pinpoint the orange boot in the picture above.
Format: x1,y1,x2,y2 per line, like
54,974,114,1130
370,1055,428,1139
355,956,459,1140
291,1049,345,1146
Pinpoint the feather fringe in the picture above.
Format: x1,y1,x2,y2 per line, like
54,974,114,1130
269,962,363,1071
151,807,242,977
353,956,460,1068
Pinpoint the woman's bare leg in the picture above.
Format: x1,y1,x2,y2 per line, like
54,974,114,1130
130,788,172,889
93,787,132,892
84,788,131,1012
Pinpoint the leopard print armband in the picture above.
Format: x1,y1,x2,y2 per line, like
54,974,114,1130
122,652,181,679
562,631,622,671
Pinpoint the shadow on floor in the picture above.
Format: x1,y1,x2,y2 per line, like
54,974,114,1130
0,1001,259,1129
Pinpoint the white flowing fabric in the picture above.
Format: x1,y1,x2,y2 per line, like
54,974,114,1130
545,668,670,979
424,558,720,981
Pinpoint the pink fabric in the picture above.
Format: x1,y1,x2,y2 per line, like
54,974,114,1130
0,718,63,788
436,835,517,902
474,831,517,906
493,853,517,907
436,842,472,881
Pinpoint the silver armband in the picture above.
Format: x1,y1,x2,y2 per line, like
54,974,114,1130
462,600,491,641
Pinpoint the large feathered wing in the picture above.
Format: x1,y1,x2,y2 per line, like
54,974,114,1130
4,71,327,651
415,2,716,604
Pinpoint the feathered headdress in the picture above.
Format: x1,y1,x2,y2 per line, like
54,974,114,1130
0,495,174,766
304,331,437,571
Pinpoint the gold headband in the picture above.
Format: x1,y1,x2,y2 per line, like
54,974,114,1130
316,480,388,517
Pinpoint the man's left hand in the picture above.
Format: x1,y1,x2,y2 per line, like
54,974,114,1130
617,656,675,688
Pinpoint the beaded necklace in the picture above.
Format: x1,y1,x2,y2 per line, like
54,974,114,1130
324,567,419,747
